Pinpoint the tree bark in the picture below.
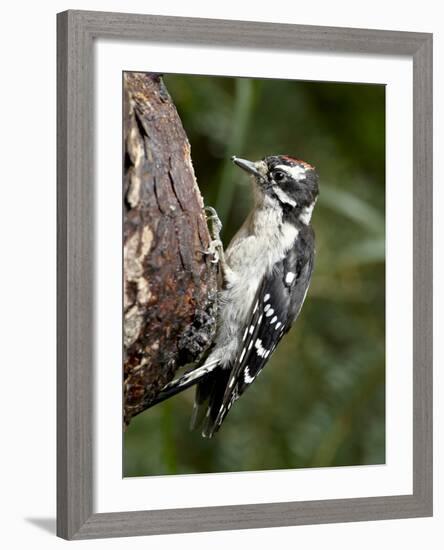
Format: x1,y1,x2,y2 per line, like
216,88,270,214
123,72,218,427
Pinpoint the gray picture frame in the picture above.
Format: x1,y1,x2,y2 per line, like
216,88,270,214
57,9,433,540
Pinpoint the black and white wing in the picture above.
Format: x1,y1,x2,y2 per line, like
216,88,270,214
202,230,315,437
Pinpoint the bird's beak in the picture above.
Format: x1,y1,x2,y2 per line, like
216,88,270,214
231,156,263,178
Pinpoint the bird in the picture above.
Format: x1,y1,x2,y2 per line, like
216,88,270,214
149,155,319,437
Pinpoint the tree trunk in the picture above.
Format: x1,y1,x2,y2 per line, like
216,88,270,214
123,72,218,427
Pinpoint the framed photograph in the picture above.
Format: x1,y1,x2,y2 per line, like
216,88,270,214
57,10,433,540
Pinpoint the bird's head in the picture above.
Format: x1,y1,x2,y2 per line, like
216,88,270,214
232,155,319,223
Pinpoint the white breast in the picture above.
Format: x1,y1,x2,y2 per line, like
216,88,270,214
211,198,298,366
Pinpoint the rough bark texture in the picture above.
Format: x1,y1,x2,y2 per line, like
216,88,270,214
123,72,218,427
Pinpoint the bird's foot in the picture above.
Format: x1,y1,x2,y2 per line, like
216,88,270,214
203,239,223,264
204,206,223,241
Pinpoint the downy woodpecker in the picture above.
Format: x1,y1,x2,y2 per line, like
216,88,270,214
150,155,319,437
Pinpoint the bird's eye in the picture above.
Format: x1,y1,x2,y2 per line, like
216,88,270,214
273,170,285,182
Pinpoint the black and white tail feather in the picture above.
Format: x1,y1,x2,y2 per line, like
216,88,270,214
146,154,319,438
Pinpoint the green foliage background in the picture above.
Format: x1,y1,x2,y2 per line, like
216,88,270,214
124,75,386,476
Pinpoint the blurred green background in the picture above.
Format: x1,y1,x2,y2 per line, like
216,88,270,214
124,75,386,477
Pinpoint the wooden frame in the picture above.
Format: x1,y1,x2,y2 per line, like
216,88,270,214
57,9,433,540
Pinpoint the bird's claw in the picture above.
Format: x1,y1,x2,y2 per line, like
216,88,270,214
202,239,223,264
204,206,223,236
204,205,218,218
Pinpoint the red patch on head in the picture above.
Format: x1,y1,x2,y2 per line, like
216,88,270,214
282,155,314,170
